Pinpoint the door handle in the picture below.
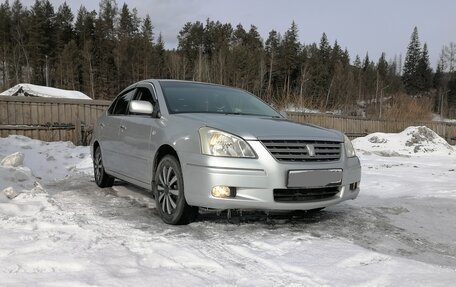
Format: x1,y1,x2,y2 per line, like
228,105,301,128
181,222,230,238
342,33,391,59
99,122,105,128
120,125,126,131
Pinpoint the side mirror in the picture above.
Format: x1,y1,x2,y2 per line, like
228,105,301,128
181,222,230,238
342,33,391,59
279,111,288,119
130,100,153,115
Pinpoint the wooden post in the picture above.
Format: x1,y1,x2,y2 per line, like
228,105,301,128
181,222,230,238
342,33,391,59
75,119,82,146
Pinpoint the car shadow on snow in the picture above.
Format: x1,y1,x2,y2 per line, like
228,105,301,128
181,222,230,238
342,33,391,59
195,208,341,226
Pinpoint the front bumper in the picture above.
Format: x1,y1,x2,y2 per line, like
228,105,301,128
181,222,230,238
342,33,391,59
182,141,361,210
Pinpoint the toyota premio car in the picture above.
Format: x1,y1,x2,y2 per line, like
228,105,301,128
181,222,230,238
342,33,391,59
91,80,361,225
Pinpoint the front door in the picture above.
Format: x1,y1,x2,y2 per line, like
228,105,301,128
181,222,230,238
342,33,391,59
119,85,159,187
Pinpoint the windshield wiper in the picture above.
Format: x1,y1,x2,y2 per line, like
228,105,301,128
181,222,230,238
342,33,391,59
223,112,282,118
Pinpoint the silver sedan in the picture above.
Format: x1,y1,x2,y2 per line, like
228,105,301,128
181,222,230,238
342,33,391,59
91,80,361,225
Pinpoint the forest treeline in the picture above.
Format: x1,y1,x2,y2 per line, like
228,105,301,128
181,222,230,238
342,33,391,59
0,0,455,118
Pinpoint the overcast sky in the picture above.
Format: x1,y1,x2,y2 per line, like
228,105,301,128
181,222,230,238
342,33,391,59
22,0,456,67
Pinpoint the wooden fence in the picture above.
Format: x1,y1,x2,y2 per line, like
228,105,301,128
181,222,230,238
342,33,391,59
0,96,110,145
287,112,456,145
1,95,455,145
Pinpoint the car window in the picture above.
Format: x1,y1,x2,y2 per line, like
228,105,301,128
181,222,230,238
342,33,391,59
159,81,281,117
109,89,136,115
134,87,155,105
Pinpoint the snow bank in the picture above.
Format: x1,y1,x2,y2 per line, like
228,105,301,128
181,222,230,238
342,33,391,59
0,135,92,185
0,136,90,233
353,126,455,156
0,83,91,100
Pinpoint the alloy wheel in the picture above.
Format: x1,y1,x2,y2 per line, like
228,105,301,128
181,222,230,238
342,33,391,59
94,149,103,184
156,165,180,215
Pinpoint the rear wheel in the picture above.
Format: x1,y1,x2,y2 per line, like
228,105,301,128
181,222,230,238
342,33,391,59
154,155,198,225
93,146,114,188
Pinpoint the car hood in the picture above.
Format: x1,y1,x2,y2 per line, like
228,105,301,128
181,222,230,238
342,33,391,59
172,113,343,141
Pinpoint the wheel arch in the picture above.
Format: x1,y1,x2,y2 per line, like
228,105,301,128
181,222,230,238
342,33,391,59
153,144,181,176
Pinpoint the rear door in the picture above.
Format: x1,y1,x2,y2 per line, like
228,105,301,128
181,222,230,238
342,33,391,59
119,84,159,187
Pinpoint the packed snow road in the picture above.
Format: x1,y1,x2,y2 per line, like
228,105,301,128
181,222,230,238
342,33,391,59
60,174,456,268
1,127,456,286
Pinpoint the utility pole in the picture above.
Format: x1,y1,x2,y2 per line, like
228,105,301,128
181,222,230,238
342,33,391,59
379,84,390,119
440,90,450,120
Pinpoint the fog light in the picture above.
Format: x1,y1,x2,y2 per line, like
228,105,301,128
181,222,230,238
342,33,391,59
211,186,234,198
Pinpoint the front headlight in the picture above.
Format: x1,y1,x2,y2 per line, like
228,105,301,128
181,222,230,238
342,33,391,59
199,127,256,158
344,134,356,158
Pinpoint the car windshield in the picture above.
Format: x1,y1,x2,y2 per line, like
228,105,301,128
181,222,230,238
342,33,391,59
159,81,281,117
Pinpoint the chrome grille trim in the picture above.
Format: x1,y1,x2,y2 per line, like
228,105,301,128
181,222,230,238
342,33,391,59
261,140,342,162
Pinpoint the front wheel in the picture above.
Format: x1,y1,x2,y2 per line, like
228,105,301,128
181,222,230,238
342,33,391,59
153,155,198,225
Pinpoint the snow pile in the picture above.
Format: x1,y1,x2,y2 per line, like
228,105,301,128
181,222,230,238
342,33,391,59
0,135,92,225
353,126,455,156
0,148,51,217
284,105,344,116
0,83,91,100
0,135,92,185
284,105,320,114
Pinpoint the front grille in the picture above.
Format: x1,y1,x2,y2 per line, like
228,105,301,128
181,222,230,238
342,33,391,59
273,187,340,202
261,140,341,162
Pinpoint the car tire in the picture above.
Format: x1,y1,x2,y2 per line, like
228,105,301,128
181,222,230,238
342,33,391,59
154,155,198,225
93,146,115,188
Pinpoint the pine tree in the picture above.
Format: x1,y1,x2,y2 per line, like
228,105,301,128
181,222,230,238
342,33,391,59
278,22,300,97
377,52,388,81
265,29,280,96
0,0,12,88
177,21,204,79
155,33,165,78
353,55,361,68
140,14,154,78
433,60,444,89
315,33,331,96
141,14,153,43
361,52,376,100
416,43,432,92
362,53,370,71
330,40,342,68
55,2,74,51
28,0,57,85
94,0,118,98
74,6,96,95
318,33,331,65
402,26,421,95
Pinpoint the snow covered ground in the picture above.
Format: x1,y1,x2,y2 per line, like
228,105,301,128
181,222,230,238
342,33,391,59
0,83,91,100
1,127,456,286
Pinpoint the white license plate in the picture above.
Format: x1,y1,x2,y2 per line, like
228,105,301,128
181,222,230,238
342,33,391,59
287,169,342,188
